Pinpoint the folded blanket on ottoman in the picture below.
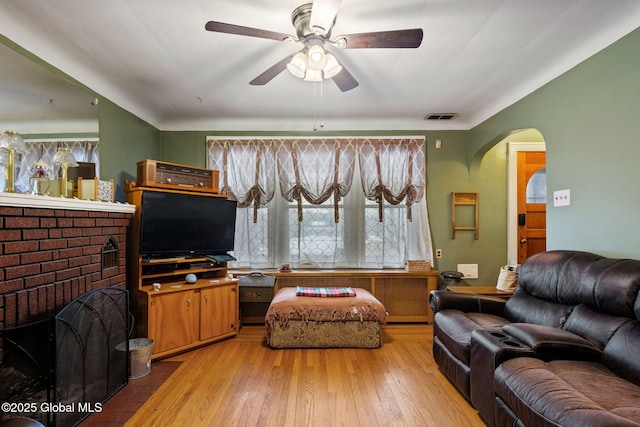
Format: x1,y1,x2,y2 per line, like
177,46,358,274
295,286,356,297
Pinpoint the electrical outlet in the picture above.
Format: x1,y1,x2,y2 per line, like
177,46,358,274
436,249,443,259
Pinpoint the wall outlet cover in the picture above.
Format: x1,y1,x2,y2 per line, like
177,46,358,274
554,189,571,207
457,263,479,279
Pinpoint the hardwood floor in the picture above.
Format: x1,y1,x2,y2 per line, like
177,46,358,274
125,324,484,427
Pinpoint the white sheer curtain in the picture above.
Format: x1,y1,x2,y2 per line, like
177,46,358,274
207,136,433,269
359,137,425,221
276,138,356,223
208,138,276,222
208,139,278,267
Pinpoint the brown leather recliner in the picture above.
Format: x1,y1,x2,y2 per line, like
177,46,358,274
430,250,640,426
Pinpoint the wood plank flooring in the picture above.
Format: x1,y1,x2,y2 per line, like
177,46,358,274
125,324,484,427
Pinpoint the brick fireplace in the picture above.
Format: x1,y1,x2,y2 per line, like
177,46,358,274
0,195,135,329
1,194,135,425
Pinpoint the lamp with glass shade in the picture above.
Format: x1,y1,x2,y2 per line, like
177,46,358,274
0,130,28,193
286,51,308,78
52,147,78,197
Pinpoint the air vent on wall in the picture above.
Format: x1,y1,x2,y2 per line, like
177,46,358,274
424,113,459,120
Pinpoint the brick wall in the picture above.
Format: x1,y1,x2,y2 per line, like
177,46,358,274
0,206,133,329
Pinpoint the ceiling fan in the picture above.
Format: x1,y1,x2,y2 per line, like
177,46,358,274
205,0,423,92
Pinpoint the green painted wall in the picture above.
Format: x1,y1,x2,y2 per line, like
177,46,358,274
470,27,640,259
98,97,161,201
425,131,508,285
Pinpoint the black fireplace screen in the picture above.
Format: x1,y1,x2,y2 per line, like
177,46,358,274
55,287,129,426
0,287,129,427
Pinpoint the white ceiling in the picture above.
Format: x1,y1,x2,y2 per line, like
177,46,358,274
1,0,639,133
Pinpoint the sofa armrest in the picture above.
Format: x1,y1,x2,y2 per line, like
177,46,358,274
502,323,602,361
429,290,506,316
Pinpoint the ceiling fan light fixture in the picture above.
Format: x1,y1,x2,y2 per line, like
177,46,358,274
307,44,327,70
322,53,342,78
304,68,323,82
309,0,342,36
287,52,308,78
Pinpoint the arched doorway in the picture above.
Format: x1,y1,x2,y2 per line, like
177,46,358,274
507,138,546,265
517,151,546,262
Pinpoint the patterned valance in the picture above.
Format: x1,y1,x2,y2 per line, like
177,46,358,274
207,136,425,222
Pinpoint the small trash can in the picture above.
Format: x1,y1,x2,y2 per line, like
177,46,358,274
117,338,154,379
440,271,464,290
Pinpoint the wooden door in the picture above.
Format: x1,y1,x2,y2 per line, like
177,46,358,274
149,290,199,354
201,284,238,340
517,152,546,263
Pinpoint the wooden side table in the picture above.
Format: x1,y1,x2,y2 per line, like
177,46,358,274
446,285,515,300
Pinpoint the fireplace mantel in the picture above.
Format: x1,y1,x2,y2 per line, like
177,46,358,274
0,192,136,213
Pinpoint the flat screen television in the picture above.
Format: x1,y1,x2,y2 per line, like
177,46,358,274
139,191,237,258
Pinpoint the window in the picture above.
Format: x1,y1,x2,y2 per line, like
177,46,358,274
208,137,433,269
526,167,546,204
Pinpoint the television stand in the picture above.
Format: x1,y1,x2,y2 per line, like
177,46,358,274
126,186,239,360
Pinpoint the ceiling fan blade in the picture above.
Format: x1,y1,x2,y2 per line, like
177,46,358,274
205,21,292,42
331,67,359,92
310,0,342,36
337,28,423,49
249,54,295,86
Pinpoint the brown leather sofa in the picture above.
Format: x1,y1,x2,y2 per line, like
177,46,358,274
429,250,640,426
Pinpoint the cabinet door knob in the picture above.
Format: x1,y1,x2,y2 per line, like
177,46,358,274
204,294,209,304
186,298,192,310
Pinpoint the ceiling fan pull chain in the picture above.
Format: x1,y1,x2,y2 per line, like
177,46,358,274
313,80,318,131
312,79,325,132
320,78,324,129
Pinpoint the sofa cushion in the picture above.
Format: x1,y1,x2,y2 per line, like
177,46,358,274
504,290,574,327
578,258,640,317
434,310,510,365
495,357,640,427
603,322,640,386
564,304,632,349
516,250,603,305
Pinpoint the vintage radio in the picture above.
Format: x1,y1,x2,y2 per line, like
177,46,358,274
137,159,219,193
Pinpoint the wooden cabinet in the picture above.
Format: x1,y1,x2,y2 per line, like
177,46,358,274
130,257,239,360
200,284,238,340
232,269,439,323
149,289,199,354
126,185,239,360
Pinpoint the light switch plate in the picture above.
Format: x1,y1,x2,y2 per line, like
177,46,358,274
554,189,571,207
457,263,478,279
